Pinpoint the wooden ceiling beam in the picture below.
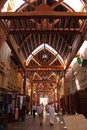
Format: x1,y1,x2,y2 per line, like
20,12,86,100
0,12,87,19
0,0,7,11
7,35,26,70
32,79,57,83
27,65,64,71
0,20,26,70
36,90,50,92
9,28,81,34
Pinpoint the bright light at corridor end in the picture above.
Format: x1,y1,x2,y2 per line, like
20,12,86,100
40,97,48,106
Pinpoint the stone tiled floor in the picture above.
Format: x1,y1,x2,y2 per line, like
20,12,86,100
63,114,87,130
4,113,67,130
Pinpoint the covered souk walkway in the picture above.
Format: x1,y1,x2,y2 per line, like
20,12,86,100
0,1,87,130
4,112,67,130
4,112,87,130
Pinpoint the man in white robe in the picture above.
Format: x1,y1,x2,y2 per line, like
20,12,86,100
48,103,55,126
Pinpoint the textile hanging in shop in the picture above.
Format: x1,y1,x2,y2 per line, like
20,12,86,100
0,95,3,102
15,108,19,120
7,104,11,113
77,57,82,65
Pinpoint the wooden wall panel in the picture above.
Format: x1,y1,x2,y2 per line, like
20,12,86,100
60,97,65,115
60,90,87,118
78,90,87,118
67,94,77,114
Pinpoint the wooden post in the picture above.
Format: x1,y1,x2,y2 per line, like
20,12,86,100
54,90,55,108
37,92,39,105
30,82,33,114
57,83,59,112
64,70,68,113
23,75,26,95
42,0,46,4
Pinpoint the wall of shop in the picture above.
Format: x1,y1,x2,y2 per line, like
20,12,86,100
60,41,87,118
66,43,87,94
0,41,28,128
0,41,23,93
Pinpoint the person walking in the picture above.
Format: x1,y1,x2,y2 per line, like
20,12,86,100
32,104,37,119
48,103,55,126
37,104,44,126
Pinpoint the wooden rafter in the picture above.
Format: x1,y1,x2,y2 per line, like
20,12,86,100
0,0,7,11
51,0,64,10
65,21,87,69
48,54,58,65
32,54,43,66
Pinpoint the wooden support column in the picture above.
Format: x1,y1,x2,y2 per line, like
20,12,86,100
23,74,26,95
54,90,55,107
30,82,33,114
64,70,68,113
42,0,46,4
57,83,59,112
37,93,40,105
0,27,6,49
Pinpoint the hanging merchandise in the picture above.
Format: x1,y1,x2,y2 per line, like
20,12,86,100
12,99,15,114
11,93,16,114
0,94,3,116
7,104,11,114
15,95,26,121
20,96,23,110
77,57,82,65
0,90,8,127
15,108,19,120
